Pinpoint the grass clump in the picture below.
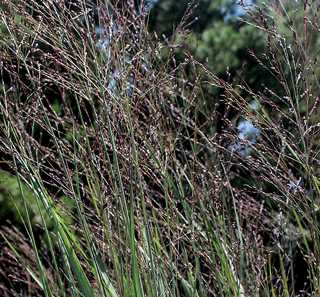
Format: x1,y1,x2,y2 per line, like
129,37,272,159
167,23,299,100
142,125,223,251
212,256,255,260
0,0,319,296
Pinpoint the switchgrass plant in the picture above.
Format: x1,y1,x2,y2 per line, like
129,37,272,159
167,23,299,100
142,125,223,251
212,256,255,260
204,1,320,295
0,0,319,296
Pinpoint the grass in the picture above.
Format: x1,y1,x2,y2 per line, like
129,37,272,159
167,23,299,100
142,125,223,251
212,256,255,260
0,0,320,296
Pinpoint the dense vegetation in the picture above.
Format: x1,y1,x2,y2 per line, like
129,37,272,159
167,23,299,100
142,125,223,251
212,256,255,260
0,0,319,296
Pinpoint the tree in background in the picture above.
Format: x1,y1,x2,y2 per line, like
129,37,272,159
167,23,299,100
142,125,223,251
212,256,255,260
149,0,265,81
